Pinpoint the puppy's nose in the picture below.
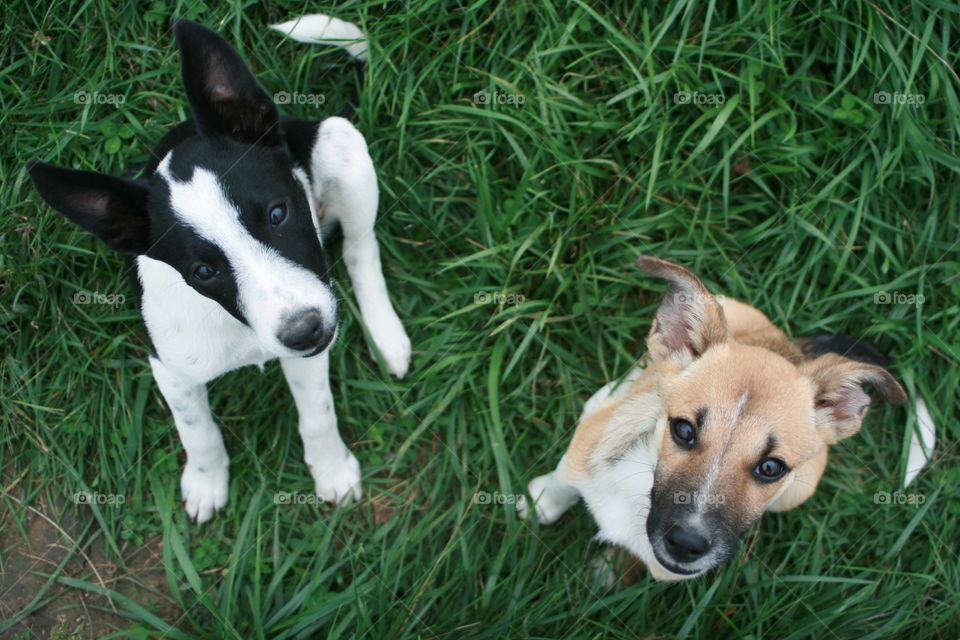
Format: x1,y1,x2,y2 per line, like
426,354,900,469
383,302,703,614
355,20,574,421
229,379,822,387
277,309,329,352
664,525,711,564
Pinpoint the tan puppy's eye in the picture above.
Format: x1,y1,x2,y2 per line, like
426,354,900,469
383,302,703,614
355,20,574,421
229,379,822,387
754,458,788,483
670,418,696,449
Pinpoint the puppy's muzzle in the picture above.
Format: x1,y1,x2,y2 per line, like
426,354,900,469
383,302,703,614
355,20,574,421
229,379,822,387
663,523,712,564
277,309,333,354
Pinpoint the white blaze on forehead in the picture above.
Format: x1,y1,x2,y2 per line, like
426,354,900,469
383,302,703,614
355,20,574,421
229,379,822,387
156,156,337,354
158,156,264,254
694,390,750,514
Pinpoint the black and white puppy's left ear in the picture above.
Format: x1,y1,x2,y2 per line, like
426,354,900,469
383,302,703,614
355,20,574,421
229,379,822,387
173,18,281,146
28,161,151,254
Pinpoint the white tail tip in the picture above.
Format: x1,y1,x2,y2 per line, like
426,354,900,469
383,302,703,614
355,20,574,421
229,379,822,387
270,14,368,62
903,396,936,488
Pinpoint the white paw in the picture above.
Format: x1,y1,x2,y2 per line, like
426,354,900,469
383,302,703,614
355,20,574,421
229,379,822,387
181,462,229,524
312,451,362,505
368,313,411,378
519,474,579,525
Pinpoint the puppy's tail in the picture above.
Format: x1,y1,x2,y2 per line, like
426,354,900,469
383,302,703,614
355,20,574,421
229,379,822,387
269,14,368,117
794,334,935,489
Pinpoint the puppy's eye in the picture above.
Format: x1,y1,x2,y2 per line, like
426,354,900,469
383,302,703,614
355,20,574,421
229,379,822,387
268,203,287,226
193,264,218,281
670,418,696,449
755,458,788,483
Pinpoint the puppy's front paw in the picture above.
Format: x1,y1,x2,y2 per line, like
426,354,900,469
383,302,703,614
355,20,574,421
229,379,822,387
368,313,411,379
519,474,579,525
313,451,362,505
181,462,228,524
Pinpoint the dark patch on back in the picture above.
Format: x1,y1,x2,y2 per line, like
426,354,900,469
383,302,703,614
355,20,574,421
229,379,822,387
794,334,891,370
282,116,319,172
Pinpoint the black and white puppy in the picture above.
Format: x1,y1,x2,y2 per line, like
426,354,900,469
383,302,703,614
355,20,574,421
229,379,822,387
28,14,411,522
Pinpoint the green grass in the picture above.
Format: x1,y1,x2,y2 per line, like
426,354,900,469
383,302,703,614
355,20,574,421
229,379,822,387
2,0,959,638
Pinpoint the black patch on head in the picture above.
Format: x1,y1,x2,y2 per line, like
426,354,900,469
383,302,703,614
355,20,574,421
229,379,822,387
146,174,248,324
142,136,330,324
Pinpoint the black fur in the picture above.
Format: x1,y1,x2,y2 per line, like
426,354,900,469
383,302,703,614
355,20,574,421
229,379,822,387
793,334,892,370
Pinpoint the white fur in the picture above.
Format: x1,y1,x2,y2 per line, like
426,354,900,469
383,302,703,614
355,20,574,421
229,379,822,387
519,367,701,581
142,113,410,522
311,117,411,378
904,396,935,488
270,14,369,62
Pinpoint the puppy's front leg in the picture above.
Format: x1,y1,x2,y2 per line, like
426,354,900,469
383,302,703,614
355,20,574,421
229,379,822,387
313,117,411,378
281,351,361,504
150,357,229,523
518,455,581,524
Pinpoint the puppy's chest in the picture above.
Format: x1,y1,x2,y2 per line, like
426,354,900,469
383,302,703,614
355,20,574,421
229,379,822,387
580,438,658,546
137,256,273,381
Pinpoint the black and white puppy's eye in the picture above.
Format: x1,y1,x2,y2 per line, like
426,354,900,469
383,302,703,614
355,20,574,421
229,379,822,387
754,458,788,483
670,418,697,449
268,203,287,226
193,264,218,281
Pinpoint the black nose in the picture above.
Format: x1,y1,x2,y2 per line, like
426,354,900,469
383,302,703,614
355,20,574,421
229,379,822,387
664,525,711,564
277,309,328,352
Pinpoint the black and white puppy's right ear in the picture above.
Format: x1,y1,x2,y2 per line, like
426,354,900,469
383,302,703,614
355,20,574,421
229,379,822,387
173,19,281,146
27,161,151,254
636,256,729,371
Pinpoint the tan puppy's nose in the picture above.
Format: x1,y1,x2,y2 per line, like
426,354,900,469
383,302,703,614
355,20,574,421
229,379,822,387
664,525,711,563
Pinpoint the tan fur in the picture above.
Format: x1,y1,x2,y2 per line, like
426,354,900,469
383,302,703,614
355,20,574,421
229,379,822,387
564,256,905,517
565,366,658,480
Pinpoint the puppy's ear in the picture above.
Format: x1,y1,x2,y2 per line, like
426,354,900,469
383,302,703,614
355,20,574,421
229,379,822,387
636,256,728,370
173,19,281,146
800,353,907,444
28,161,150,254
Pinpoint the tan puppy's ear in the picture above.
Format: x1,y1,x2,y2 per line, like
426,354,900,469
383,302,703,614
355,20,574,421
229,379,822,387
800,353,907,444
636,256,728,369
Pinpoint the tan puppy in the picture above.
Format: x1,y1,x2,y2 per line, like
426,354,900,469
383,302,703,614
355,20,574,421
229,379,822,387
519,256,907,581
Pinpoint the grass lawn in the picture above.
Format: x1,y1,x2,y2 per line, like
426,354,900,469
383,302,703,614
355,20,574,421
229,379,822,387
2,0,958,638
